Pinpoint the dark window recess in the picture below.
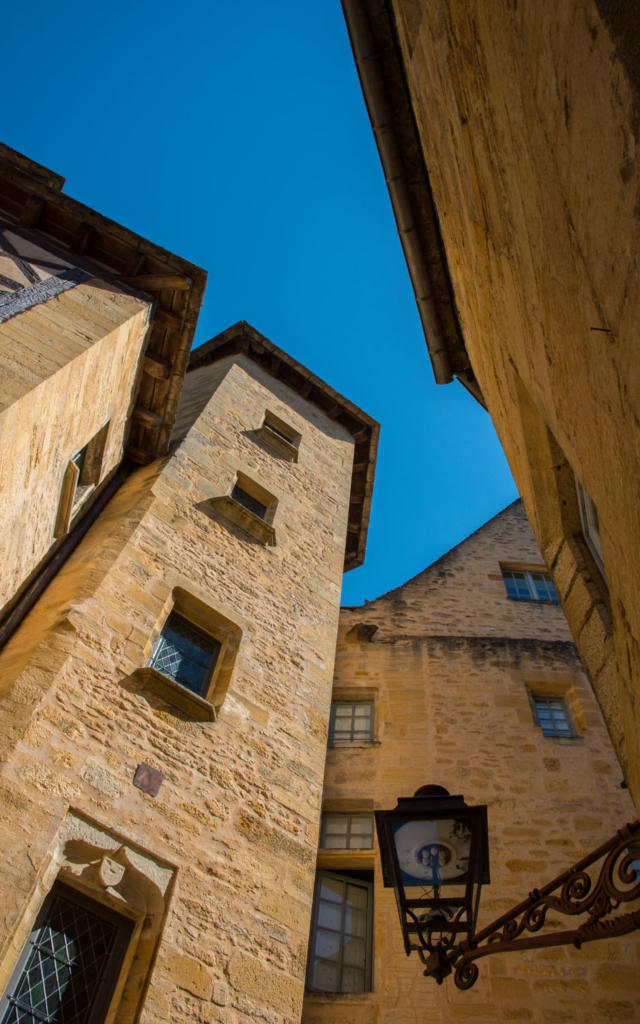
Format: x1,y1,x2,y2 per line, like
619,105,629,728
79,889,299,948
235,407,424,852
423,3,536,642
230,484,267,520
263,421,291,443
0,883,131,1024
149,612,221,696
306,870,373,993
532,695,576,738
502,569,559,603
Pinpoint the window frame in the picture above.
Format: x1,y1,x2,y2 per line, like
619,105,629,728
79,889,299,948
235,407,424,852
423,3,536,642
53,422,109,539
530,693,577,739
306,870,373,994
328,700,374,744
320,813,374,851
575,477,607,582
501,566,559,603
147,610,222,699
0,880,132,1024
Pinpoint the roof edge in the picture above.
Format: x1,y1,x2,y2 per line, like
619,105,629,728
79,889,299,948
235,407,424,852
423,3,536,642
189,321,380,572
0,143,207,463
340,0,481,398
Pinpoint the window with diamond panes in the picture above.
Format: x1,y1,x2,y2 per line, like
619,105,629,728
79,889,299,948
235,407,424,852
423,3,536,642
148,611,221,697
320,813,374,850
306,871,373,993
0,883,131,1024
501,568,559,603
531,695,576,738
328,701,373,742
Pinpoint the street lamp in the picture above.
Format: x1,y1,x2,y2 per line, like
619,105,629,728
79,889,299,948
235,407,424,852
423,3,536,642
376,785,640,989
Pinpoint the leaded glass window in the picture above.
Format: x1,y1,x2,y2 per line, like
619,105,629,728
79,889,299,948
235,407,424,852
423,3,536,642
502,568,559,603
320,813,374,850
0,883,131,1024
328,701,373,743
148,611,221,696
531,695,576,738
306,871,373,993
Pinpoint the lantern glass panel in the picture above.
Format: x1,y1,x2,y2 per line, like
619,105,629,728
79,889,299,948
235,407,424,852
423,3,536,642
393,818,472,886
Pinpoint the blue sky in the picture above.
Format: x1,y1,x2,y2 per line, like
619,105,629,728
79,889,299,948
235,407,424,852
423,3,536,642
4,0,516,604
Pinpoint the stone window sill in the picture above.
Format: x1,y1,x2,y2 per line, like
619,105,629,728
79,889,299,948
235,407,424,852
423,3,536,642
209,495,276,546
328,740,379,749
254,425,299,462
134,666,216,722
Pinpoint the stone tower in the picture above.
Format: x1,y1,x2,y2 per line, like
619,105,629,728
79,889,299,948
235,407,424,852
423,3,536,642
0,318,378,1024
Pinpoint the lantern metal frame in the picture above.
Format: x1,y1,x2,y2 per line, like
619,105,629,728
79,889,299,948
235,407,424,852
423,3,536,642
375,787,489,983
376,786,640,989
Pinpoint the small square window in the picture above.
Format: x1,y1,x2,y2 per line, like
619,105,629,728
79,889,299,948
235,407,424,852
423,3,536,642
256,411,301,461
531,694,576,738
148,611,221,697
501,567,559,603
231,483,267,520
320,813,374,850
306,871,373,993
329,701,373,743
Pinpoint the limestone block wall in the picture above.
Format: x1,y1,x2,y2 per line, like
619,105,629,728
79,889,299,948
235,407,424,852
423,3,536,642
387,0,640,804
0,280,151,610
302,503,639,1024
0,353,355,1024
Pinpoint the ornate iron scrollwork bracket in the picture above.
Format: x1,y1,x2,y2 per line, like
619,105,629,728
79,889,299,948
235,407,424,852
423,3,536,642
422,820,640,989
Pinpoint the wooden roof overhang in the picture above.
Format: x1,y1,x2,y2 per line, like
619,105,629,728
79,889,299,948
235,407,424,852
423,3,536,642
189,322,380,572
0,143,207,458
340,0,484,405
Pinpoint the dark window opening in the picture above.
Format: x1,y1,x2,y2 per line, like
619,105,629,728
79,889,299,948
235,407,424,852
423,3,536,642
231,484,267,520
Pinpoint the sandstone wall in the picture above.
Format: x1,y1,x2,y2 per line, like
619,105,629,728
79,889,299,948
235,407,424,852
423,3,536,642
0,280,151,611
303,503,639,1024
0,353,355,1024
388,0,640,806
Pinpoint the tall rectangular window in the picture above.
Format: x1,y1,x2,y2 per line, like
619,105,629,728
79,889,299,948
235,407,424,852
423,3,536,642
148,611,221,697
328,701,373,743
320,813,374,850
501,568,559,603
306,871,373,993
0,882,131,1024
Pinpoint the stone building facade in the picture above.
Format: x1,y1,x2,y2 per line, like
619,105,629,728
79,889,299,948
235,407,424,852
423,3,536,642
303,501,640,1024
0,317,377,1024
340,0,640,809
0,143,381,1024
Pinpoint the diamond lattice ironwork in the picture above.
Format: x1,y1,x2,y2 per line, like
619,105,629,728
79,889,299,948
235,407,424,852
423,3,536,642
1,891,120,1024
